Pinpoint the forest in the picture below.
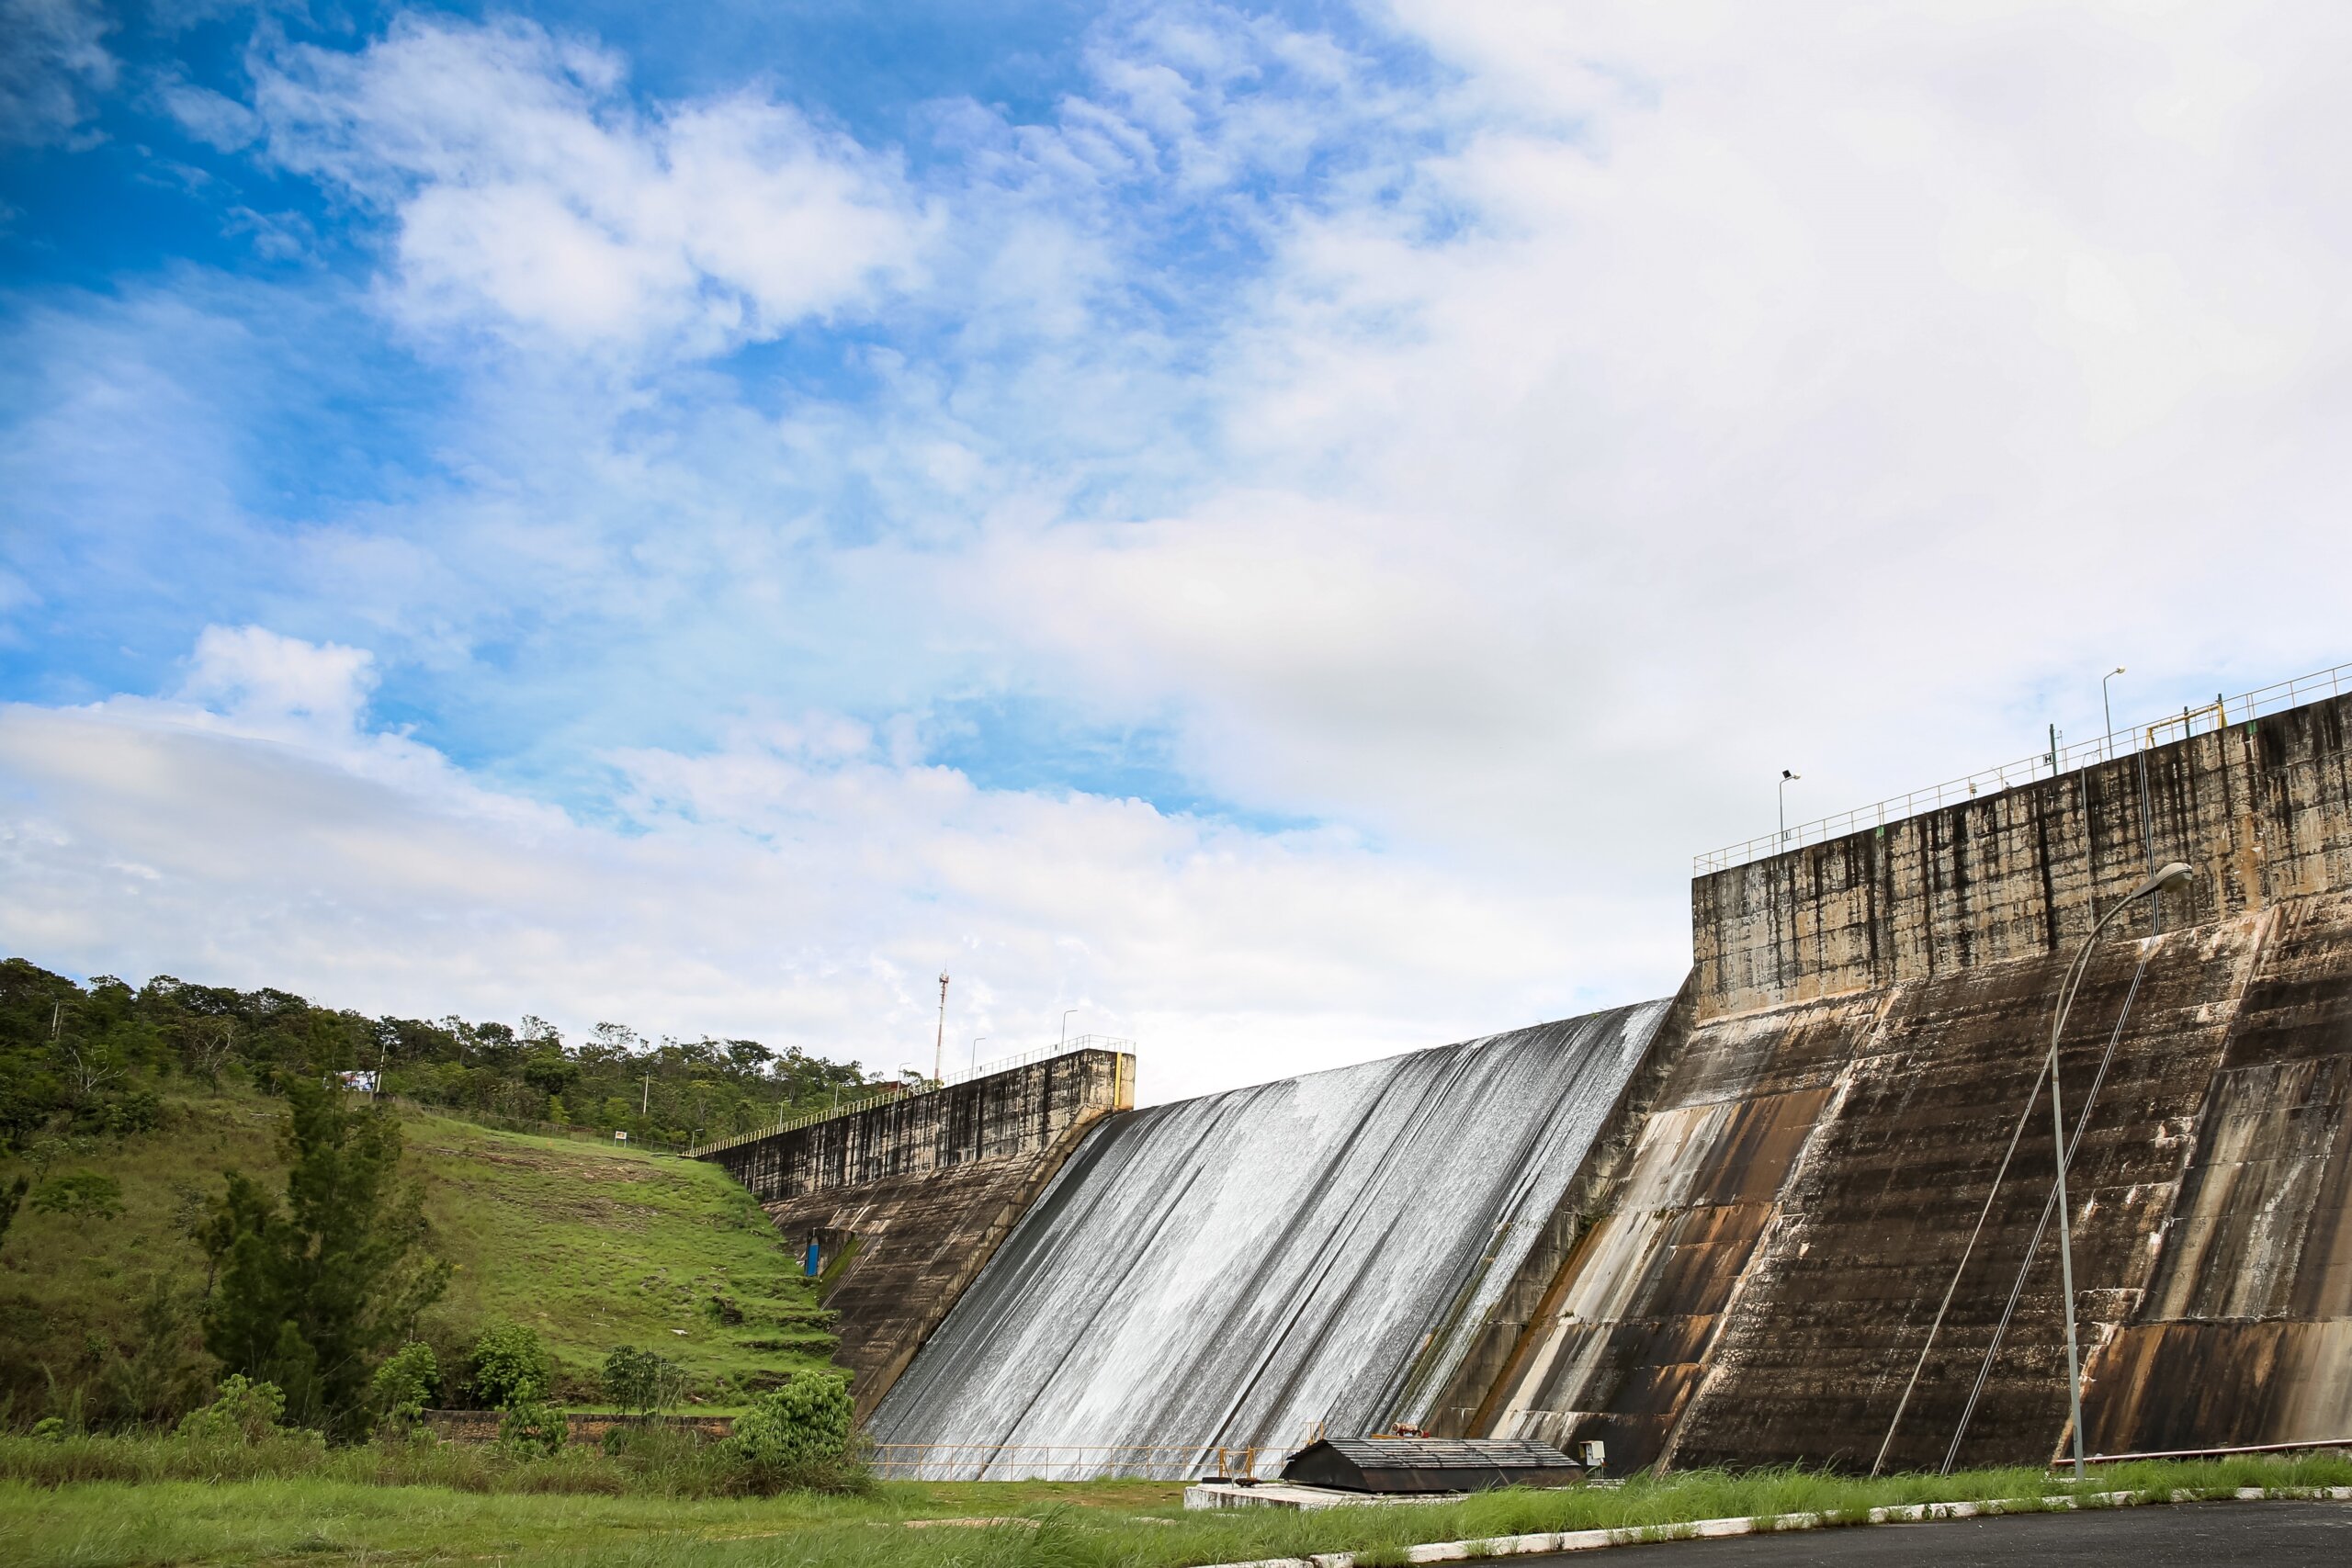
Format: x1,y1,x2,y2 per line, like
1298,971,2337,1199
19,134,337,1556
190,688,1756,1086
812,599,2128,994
0,957,876,1152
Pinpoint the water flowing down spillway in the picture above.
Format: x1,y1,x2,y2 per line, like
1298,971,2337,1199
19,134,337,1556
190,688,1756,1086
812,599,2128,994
867,1000,1672,1478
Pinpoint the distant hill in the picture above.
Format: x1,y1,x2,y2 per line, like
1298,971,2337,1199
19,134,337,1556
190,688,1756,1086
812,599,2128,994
0,1084,835,1421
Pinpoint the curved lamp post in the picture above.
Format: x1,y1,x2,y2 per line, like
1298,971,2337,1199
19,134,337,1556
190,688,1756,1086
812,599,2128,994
2048,860,2194,1481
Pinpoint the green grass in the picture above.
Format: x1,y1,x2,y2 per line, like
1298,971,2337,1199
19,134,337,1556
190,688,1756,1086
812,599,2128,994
0,1447,2344,1568
402,1111,832,1398
0,1087,831,1410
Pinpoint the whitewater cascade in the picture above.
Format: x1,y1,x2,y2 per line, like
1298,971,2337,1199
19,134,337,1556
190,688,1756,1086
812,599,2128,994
867,1000,1671,1478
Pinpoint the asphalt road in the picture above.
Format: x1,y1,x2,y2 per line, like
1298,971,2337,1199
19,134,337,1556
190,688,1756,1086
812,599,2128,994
1511,1502,2352,1565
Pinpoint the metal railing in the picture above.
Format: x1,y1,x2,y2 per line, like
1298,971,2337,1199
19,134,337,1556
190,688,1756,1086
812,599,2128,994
944,1034,1135,1088
687,1035,1135,1157
1694,659,2351,876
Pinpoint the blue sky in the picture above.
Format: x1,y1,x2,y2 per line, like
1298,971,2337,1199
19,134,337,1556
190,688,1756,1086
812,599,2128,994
6,2,2351,1100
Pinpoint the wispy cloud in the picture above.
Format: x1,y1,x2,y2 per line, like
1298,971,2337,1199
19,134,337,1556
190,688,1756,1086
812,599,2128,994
0,0,117,147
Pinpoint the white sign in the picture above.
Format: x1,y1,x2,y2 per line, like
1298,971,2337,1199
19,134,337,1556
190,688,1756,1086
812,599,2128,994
613,1130,628,1142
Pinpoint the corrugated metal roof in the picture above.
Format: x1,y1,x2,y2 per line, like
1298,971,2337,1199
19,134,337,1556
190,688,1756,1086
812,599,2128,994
1313,1438,1578,1470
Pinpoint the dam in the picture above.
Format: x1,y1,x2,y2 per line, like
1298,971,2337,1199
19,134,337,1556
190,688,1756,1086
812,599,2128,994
699,666,2352,1475
867,1004,1671,1476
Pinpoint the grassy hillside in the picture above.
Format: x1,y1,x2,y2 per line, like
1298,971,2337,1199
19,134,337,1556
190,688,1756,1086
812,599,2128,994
0,1086,831,1419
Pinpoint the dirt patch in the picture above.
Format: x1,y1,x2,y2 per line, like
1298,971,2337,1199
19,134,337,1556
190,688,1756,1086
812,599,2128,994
416,1145,650,1182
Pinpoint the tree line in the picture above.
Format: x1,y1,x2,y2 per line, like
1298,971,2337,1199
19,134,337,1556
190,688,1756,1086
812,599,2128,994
0,958,878,1151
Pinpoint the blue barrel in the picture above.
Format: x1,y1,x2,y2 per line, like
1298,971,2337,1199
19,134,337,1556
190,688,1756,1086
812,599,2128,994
804,1238,820,1277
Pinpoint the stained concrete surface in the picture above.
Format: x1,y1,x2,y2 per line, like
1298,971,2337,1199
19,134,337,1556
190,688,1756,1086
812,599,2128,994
1510,1503,2352,1566
870,1005,1672,1477
698,1050,1132,1417
1695,693,2352,1021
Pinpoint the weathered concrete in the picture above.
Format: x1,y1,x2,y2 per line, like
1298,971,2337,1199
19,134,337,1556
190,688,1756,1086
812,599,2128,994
705,1048,1133,1203
1461,988,1889,1467
2077,888,2352,1454
1695,693,2352,1021
867,1006,1672,1477
699,1049,1132,1416
1454,688,2352,1472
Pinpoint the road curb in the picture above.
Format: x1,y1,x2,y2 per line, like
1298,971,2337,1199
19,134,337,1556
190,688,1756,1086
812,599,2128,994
1197,1484,2352,1567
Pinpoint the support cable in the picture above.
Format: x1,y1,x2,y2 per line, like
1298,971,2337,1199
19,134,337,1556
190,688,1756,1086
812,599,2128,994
1939,953,2148,1473
1869,923,2120,1476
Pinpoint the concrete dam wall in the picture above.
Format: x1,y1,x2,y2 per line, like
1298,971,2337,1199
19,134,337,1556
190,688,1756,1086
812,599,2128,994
697,682,2352,1474
1451,690,2352,1471
699,1048,1133,1416
866,1003,1673,1478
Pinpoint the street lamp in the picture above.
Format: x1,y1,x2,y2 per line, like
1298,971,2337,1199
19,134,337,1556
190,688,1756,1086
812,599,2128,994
1779,770,1801,843
2047,860,2194,1482
969,1036,988,1077
2101,668,2126,761
1061,1009,1078,1050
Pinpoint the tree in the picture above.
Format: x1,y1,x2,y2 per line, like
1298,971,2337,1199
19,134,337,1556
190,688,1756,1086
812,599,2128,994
602,1345,688,1420
468,1323,551,1409
199,1075,448,1440
369,1340,440,1433
95,1274,212,1427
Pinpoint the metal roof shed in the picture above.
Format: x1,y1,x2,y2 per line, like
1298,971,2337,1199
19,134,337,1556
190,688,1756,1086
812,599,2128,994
1278,1438,1585,1494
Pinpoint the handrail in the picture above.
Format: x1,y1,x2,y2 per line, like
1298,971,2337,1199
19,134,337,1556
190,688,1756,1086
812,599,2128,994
686,1035,1135,1157
1695,659,2350,875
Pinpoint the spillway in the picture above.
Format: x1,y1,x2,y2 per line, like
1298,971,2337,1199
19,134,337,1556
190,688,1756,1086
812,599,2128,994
866,1000,1671,1478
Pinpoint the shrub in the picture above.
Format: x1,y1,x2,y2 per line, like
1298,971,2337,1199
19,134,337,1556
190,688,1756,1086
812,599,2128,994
175,1374,286,1444
496,1400,568,1456
29,1170,122,1221
724,1371,858,1492
370,1341,439,1432
601,1345,687,1420
469,1324,551,1410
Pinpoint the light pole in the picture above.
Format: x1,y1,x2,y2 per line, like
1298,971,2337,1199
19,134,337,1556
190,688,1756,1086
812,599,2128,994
969,1036,987,1077
933,974,950,1085
1779,770,1800,843
2101,667,2126,761
2046,860,2194,1482
1060,1010,1078,1049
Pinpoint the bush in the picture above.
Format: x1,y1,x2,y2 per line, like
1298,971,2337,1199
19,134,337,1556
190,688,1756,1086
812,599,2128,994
29,1170,122,1221
495,1400,568,1456
370,1341,439,1432
723,1371,859,1492
175,1374,287,1444
601,1345,687,1420
469,1324,551,1410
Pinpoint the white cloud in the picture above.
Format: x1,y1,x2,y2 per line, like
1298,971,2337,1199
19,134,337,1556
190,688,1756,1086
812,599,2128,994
0,0,116,146
179,625,378,731
0,629,1647,1102
963,0,2352,875
14,3,2352,1102
251,16,931,354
